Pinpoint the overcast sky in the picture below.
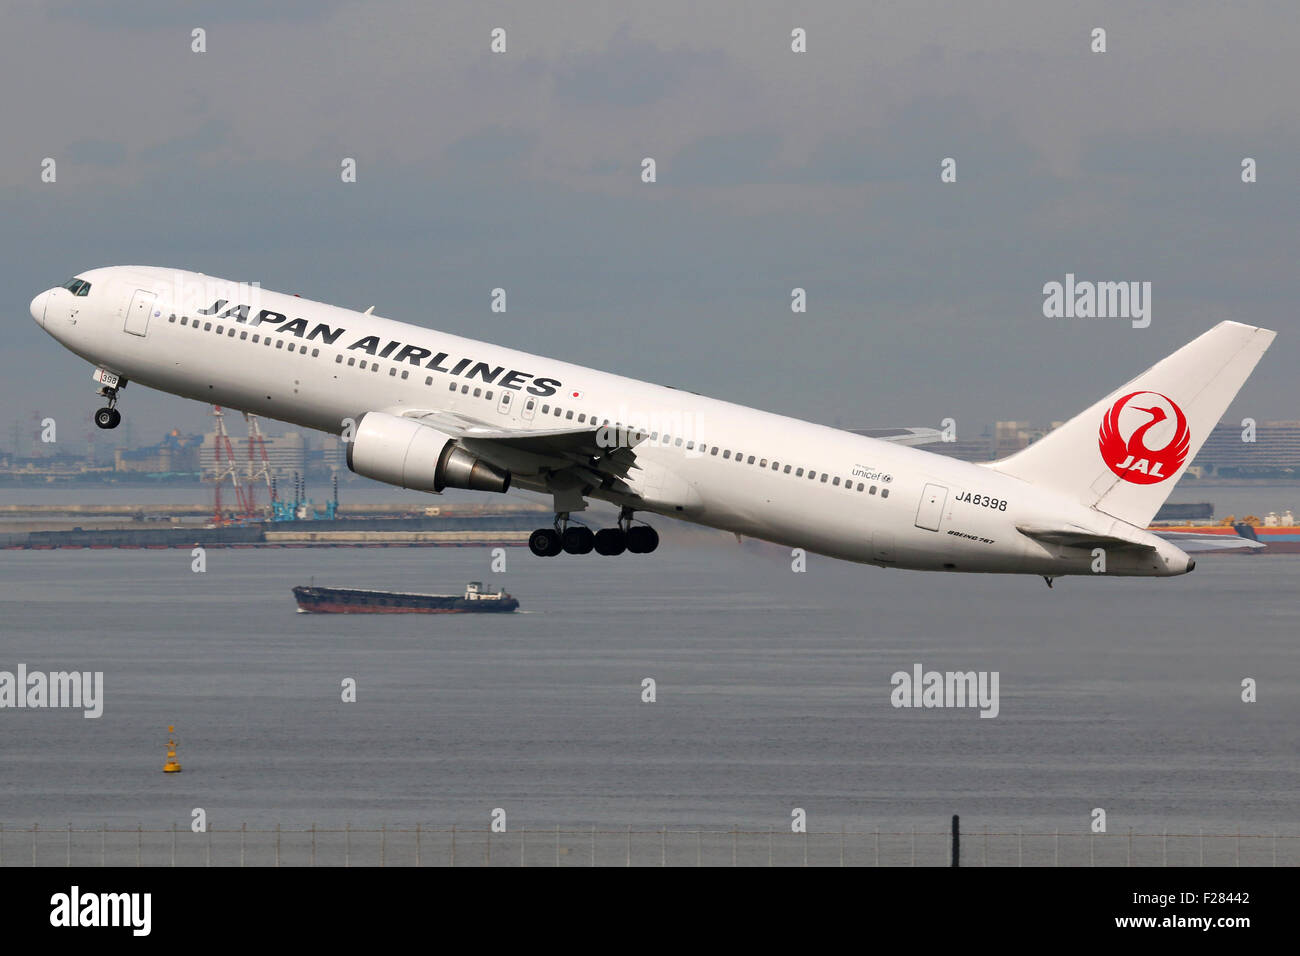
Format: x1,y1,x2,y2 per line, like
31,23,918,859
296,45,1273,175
3,0,1296,450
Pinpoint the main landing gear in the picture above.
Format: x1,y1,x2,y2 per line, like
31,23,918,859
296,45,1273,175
529,507,660,557
93,385,122,430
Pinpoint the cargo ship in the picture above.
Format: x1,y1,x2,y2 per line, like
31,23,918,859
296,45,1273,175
292,581,520,613
1149,511,1300,554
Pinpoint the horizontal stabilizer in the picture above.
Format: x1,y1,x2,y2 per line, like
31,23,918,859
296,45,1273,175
1151,531,1265,552
1016,523,1155,551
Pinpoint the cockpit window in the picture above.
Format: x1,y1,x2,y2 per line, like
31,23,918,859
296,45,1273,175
61,278,91,296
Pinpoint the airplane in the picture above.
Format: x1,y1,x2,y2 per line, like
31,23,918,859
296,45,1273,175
29,266,1274,581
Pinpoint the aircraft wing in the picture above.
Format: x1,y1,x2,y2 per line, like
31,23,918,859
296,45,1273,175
846,426,944,446
392,407,644,485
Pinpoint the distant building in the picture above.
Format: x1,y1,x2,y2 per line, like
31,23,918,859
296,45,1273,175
114,429,202,474
1196,421,1300,477
926,421,1065,463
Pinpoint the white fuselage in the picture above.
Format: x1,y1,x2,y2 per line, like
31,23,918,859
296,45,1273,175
29,266,1193,577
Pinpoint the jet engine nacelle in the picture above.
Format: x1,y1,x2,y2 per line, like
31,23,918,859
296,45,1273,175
345,411,511,493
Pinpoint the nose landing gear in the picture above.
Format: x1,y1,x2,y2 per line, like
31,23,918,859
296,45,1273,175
93,385,122,430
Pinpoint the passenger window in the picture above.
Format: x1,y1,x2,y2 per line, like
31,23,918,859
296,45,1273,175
542,405,550,414
216,325,224,334
473,388,481,397
204,322,212,331
711,447,719,456
881,489,890,498
856,483,864,492
796,468,804,477
276,340,284,349
286,343,294,352
486,390,493,400
252,334,259,343
833,477,840,486
759,458,766,467
359,359,366,368
577,413,585,423
554,407,561,416
525,400,535,410
687,442,695,451
784,465,792,473
566,410,574,420
448,382,456,390
747,456,755,464
348,357,356,366
180,316,188,326
869,486,876,495
168,315,176,323
388,367,396,376
242,332,249,341
723,450,731,459
675,438,683,447
808,471,816,479
461,385,468,393
312,348,320,357
401,370,409,379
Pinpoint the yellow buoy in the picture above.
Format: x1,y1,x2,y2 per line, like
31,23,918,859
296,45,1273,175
163,724,182,773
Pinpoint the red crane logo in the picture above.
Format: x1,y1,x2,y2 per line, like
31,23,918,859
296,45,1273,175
1099,391,1190,484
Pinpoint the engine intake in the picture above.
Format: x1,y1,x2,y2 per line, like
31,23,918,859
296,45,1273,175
345,412,511,494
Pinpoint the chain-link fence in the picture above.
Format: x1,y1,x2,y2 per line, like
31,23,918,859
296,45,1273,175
1,823,1294,866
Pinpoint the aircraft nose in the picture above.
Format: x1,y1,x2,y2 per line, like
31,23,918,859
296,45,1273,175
30,290,49,327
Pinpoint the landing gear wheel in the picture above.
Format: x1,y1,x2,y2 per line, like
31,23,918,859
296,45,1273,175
94,407,121,430
626,525,659,554
593,528,627,556
529,528,562,557
561,526,595,555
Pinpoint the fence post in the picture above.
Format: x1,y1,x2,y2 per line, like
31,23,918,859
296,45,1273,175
951,815,960,868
